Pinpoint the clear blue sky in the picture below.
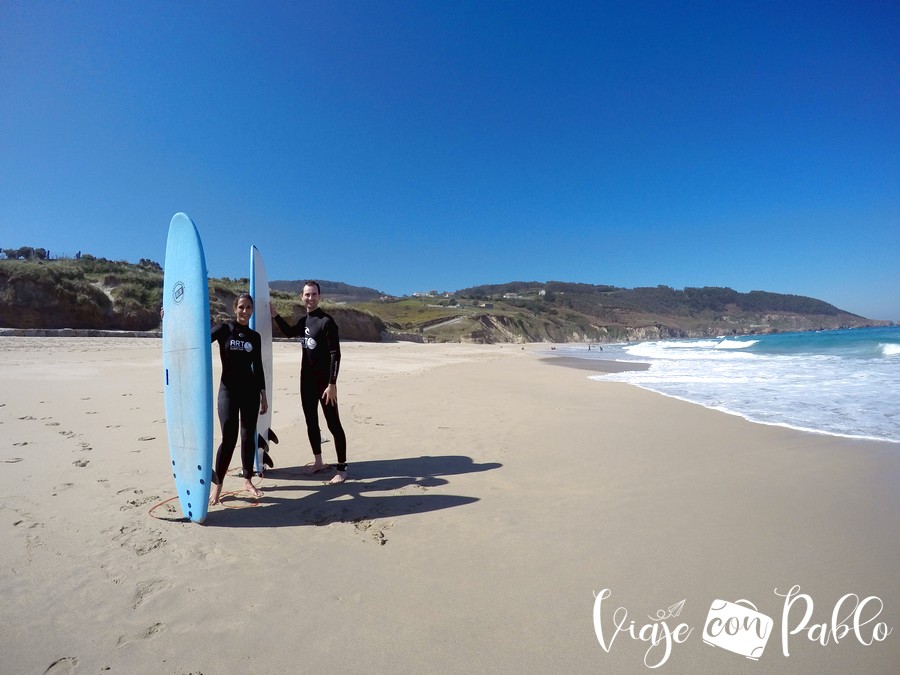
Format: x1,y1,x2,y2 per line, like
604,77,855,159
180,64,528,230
2,1,898,319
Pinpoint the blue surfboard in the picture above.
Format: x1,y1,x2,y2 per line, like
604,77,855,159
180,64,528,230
250,245,277,475
162,213,213,523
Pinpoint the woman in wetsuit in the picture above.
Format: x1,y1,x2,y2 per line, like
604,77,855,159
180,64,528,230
209,293,268,504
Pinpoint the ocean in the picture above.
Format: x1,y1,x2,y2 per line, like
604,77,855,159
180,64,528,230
551,325,900,443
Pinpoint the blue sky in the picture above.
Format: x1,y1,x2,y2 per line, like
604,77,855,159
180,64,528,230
2,1,898,320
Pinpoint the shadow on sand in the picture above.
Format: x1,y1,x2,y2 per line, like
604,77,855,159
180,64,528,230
203,455,502,528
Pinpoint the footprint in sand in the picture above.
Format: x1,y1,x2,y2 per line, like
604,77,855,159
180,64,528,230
352,518,393,546
131,579,170,609
18,415,36,421
115,622,165,647
111,525,167,557
73,459,89,468
121,495,158,511
137,436,155,442
13,441,28,447
21,517,46,559
13,512,43,530
117,487,143,496
45,421,60,427
43,656,78,674
118,488,157,511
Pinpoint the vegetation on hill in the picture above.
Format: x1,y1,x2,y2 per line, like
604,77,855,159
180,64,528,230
0,256,384,338
0,255,163,330
354,280,874,343
0,253,884,342
269,280,384,303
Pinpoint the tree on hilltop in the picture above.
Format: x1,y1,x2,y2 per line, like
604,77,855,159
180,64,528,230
2,246,52,260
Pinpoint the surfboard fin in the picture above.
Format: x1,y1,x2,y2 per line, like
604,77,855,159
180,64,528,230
256,429,278,469
257,429,277,471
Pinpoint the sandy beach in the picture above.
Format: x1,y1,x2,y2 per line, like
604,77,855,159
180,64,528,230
1,337,897,674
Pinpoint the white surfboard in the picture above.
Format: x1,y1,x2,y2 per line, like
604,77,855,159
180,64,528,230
162,213,213,523
250,245,276,475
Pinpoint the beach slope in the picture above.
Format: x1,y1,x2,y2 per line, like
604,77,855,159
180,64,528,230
1,338,897,674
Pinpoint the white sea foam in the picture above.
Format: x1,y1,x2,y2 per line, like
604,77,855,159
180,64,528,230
624,340,757,361
881,343,900,357
714,339,759,349
553,327,900,443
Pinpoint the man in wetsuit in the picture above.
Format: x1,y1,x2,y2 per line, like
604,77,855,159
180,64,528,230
273,281,348,484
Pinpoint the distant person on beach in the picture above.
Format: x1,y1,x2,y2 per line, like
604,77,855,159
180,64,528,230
272,281,348,484
209,293,268,504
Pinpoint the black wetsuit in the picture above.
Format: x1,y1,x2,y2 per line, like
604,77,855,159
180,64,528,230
274,308,347,471
211,321,265,483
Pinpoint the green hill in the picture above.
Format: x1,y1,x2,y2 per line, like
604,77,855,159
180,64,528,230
0,255,885,343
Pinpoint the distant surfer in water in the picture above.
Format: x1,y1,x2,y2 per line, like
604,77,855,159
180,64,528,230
209,293,268,504
272,281,348,484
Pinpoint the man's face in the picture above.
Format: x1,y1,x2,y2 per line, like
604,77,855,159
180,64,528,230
302,284,320,312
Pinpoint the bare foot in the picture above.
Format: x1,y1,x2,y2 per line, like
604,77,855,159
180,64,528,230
303,459,331,475
209,483,223,506
242,479,263,498
328,471,347,485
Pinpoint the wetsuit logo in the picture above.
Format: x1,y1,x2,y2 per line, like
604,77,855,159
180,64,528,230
172,281,185,304
229,339,253,353
303,337,317,350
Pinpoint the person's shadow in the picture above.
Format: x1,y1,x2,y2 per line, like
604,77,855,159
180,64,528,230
204,455,502,528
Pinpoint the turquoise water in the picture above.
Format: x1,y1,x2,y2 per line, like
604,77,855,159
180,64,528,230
555,326,900,443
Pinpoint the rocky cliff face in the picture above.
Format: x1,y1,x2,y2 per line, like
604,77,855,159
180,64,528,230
331,307,387,341
444,312,874,345
0,271,159,331
271,306,386,342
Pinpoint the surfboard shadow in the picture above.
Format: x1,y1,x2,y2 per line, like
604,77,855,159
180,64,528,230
205,454,502,529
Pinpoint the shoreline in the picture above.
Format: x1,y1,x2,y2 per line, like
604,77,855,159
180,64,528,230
539,354,651,373
541,347,900,446
1,338,897,673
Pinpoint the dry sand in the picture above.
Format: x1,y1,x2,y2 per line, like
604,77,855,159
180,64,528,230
1,337,897,674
